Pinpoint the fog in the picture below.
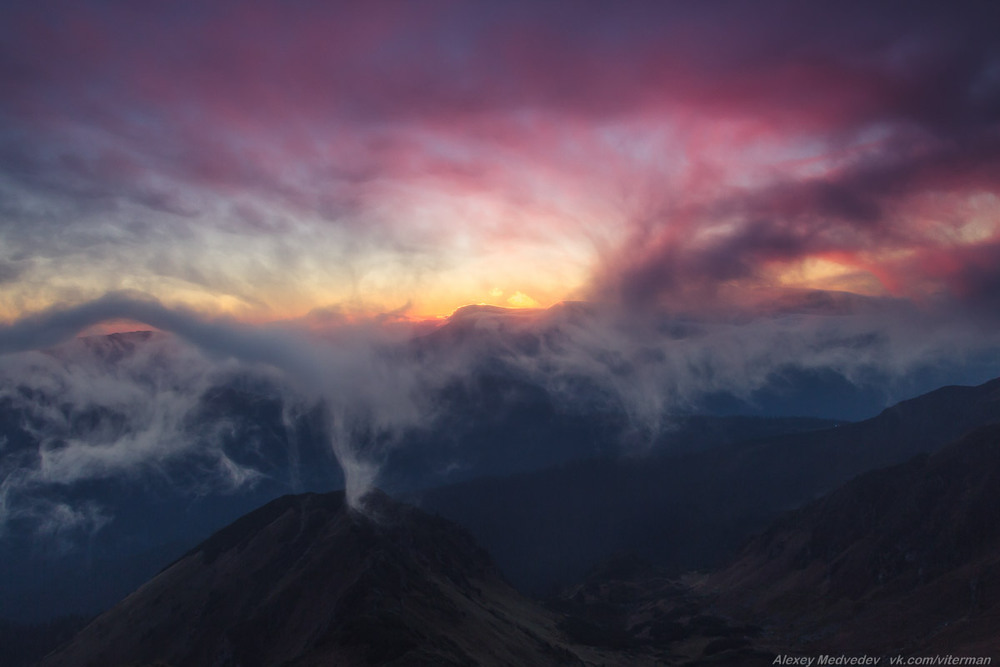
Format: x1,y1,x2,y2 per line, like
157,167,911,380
1,291,999,541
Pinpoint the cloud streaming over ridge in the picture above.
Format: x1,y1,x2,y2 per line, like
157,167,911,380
0,294,431,519
2,290,1000,544
2,1,1000,558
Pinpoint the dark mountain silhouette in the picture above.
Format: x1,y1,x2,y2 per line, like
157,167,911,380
0,616,91,667
0,330,838,623
39,490,626,667
546,554,774,666
32,410,1000,665
4,327,998,629
0,369,340,623
539,422,1000,661
705,422,1000,655
419,377,1000,593
32,491,778,667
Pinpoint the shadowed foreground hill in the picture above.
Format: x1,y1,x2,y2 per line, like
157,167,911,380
706,423,1000,655
40,491,620,667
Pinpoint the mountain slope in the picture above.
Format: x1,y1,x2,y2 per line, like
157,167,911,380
705,423,1000,655
40,491,608,667
0,329,838,624
419,377,1000,593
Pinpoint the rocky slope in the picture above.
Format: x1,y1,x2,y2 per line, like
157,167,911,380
420,378,1000,592
40,491,627,667
705,423,1000,655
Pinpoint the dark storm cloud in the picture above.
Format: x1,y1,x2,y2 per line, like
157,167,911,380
0,260,24,284
595,123,1000,308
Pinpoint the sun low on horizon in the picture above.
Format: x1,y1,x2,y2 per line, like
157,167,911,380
1,1,999,331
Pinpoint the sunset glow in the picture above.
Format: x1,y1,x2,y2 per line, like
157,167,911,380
1,1,999,325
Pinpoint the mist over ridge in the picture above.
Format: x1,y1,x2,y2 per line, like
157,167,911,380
1,288,999,541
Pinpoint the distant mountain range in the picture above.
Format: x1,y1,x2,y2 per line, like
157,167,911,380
707,422,1000,656
0,329,844,621
38,419,1000,664
4,329,1000,664
418,377,1000,593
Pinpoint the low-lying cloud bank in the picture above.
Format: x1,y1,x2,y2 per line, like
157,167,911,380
1,290,999,538
0,293,428,522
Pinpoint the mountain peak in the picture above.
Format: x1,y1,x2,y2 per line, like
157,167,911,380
41,490,588,667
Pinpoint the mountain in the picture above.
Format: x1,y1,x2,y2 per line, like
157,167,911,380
410,300,1000,423
418,377,1000,593
704,423,1000,655
34,386,1000,665
546,554,773,666
0,330,837,622
0,361,341,622
39,490,629,667
545,421,1000,661
35,489,781,667
3,325,996,625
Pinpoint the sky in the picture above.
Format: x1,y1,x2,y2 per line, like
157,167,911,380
3,0,1000,546
1,0,999,324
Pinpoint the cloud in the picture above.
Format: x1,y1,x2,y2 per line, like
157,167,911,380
2,2,998,317
1,1,1000,534
0,331,289,542
0,293,435,512
590,123,1000,308
0,261,24,284
3,286,1000,543
411,293,1000,449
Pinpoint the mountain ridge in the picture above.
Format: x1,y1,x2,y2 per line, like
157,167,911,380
39,490,617,667
418,376,1000,593
704,422,1000,655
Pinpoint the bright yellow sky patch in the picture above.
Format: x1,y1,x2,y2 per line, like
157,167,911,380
506,291,539,308
774,257,887,296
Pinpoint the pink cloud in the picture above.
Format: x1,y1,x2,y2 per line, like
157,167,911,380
1,1,999,316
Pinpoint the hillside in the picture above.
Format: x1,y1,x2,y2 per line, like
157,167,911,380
705,423,1000,655
420,378,1000,592
40,491,627,667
